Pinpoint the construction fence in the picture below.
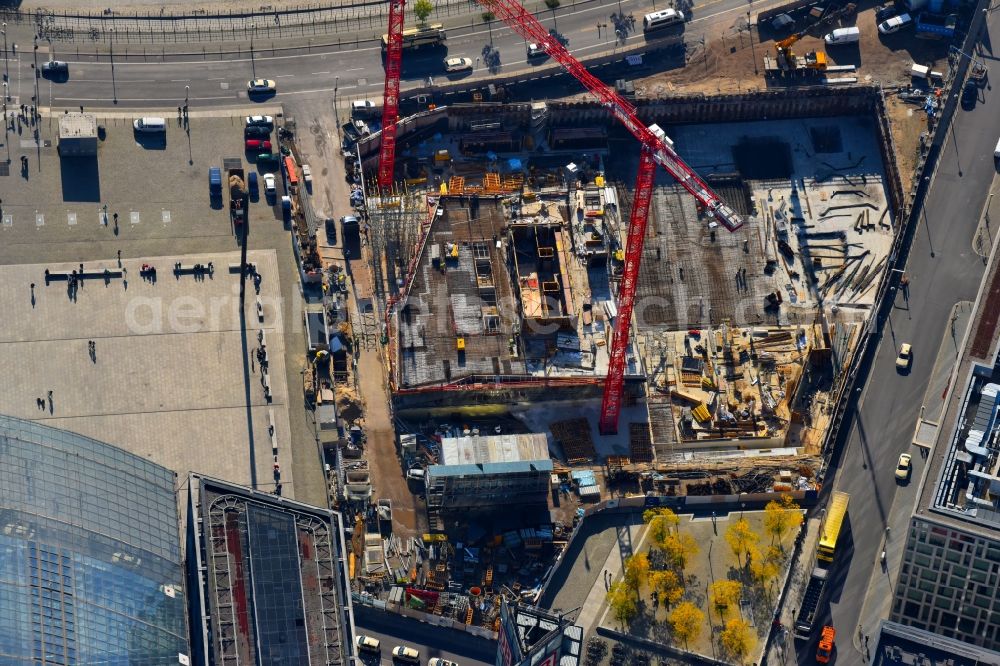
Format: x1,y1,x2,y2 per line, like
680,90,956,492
2,0,611,46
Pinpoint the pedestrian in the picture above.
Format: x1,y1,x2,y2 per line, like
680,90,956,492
251,357,255,373
117,249,121,266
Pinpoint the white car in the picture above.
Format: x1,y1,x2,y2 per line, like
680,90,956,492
444,57,474,73
301,164,313,186
392,645,420,662
878,13,912,34
351,99,378,118
262,173,276,198
428,659,458,666
527,42,548,57
896,343,912,371
246,115,274,128
247,78,276,94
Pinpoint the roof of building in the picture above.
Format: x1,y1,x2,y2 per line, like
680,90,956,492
440,433,550,466
0,414,188,664
501,600,581,666
916,238,1000,536
189,474,353,666
58,112,98,139
875,620,1000,665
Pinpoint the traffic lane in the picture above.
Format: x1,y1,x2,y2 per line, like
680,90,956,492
25,0,774,108
354,604,496,666
825,39,1000,639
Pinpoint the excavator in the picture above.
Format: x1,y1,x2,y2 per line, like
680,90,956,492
770,31,828,74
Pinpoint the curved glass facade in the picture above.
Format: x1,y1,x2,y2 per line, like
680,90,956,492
0,415,188,664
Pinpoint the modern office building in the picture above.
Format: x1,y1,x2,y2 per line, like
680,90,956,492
186,474,354,666
0,414,189,664
873,621,1000,665
426,434,553,515
890,256,1000,649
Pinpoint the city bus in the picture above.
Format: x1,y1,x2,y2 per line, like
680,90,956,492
381,24,446,50
817,491,850,564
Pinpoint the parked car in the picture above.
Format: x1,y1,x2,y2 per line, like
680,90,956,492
878,12,912,34
355,635,381,653
245,115,274,128
247,78,276,94
281,195,292,223
875,3,900,21
444,56,474,73
351,99,379,118
256,152,279,166
325,217,337,243
895,453,912,481
428,659,458,666
133,117,166,133
208,167,222,196
262,173,277,198
41,60,69,77
247,172,259,198
896,342,912,370
244,125,271,138
824,26,861,45
392,645,420,663
962,78,979,108
245,139,272,152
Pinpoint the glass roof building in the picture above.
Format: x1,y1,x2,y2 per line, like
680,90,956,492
0,415,189,665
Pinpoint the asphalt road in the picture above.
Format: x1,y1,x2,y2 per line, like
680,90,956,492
821,16,1000,662
1,0,782,110
353,604,497,666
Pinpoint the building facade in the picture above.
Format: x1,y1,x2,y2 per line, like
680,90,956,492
426,434,553,514
0,414,189,664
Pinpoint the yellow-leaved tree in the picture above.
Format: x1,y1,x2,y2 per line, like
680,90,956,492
725,517,760,568
719,618,754,663
669,601,704,648
606,580,637,627
764,494,803,549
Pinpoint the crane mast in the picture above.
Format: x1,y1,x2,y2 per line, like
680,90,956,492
378,0,744,433
377,0,406,188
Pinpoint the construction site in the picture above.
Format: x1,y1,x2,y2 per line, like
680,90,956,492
353,86,901,459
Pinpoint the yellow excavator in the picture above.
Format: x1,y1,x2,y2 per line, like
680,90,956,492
772,31,827,73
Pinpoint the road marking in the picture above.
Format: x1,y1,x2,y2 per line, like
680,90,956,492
208,77,227,80
311,71,332,75
275,74,296,78
162,210,172,224
170,79,192,82
56,94,237,102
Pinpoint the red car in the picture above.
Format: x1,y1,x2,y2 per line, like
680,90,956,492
245,139,272,152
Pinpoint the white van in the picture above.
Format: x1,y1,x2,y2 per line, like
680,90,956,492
824,26,861,45
643,8,684,32
133,117,166,133
994,137,1000,159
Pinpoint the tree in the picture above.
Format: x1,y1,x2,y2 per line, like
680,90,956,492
481,10,495,22
669,602,704,648
544,0,560,7
660,531,699,570
749,545,782,589
413,0,433,24
719,618,754,662
725,517,760,568
650,569,684,608
764,494,803,548
623,553,650,599
709,580,743,619
644,507,680,548
606,580,637,627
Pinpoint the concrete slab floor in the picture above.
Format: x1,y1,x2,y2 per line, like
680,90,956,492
0,250,295,499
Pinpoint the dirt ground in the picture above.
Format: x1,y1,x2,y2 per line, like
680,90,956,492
630,2,948,189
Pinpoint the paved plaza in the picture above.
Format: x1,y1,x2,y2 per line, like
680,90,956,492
0,250,295,494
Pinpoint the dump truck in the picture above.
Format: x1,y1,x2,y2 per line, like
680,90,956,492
794,567,829,639
228,167,246,227
816,625,836,663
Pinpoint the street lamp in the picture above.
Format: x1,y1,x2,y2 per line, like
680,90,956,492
748,1,758,75
185,85,189,106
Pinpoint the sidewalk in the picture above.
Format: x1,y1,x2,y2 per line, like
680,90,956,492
763,517,821,665
575,520,648,636
853,299,974,661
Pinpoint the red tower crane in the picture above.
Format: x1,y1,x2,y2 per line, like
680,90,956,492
377,0,406,188
377,0,743,432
